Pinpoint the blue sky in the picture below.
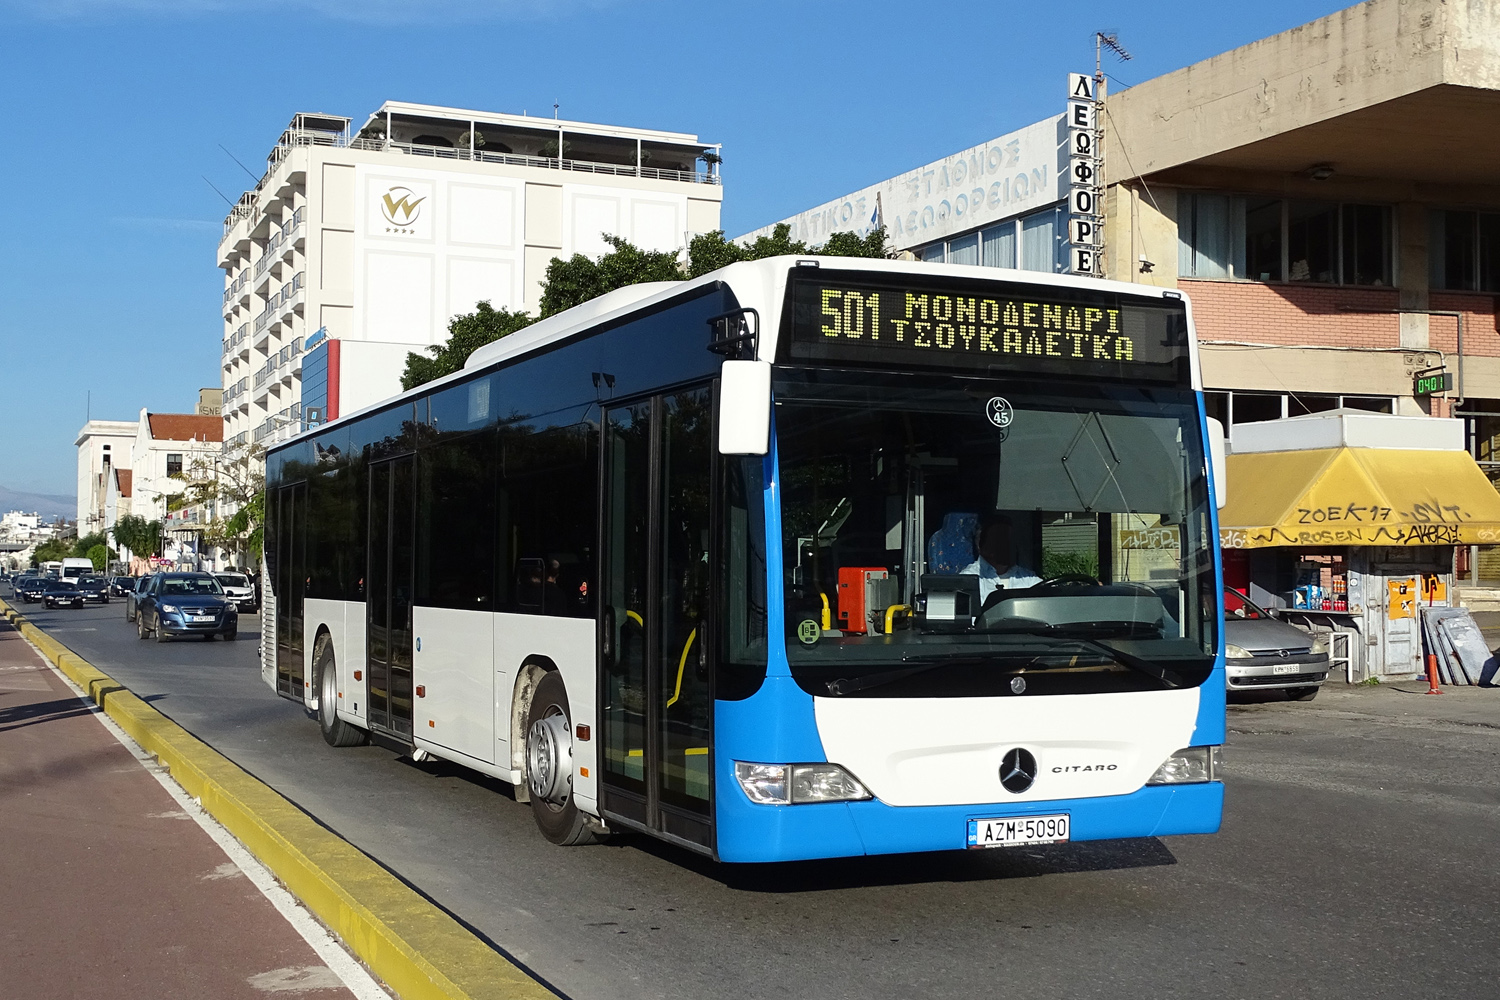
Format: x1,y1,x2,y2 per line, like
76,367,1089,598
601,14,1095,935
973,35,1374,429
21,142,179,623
0,0,1353,498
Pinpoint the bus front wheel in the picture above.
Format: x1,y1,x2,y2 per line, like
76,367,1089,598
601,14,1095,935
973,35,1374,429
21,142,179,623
525,671,597,846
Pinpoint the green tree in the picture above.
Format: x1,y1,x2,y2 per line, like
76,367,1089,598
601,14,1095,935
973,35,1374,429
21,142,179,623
111,514,162,559
181,451,264,565
685,222,888,278
72,531,108,558
401,301,535,391
540,234,683,318
85,543,109,571
31,537,72,566
223,489,266,563
819,226,892,258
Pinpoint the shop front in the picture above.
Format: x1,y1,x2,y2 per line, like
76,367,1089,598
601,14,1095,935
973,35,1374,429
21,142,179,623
1218,412,1500,681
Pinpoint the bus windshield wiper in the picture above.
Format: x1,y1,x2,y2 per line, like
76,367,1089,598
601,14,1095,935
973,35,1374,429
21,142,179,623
823,633,1181,696
825,655,990,696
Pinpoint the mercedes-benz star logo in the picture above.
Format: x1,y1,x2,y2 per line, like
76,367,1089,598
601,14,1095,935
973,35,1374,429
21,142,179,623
999,747,1037,794
985,396,1014,429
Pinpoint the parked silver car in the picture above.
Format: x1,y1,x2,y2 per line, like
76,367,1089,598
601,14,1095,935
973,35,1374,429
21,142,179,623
1224,587,1330,700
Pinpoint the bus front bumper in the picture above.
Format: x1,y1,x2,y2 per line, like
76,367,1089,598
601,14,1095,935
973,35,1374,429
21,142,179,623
714,781,1223,863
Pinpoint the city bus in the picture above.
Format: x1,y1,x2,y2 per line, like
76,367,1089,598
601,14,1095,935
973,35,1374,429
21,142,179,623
261,256,1227,862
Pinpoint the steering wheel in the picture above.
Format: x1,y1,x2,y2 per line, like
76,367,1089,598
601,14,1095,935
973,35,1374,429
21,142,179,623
1035,573,1100,588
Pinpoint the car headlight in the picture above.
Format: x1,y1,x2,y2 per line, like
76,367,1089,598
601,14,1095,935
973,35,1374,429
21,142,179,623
1310,633,1329,655
160,604,179,614
1224,643,1254,659
1147,746,1222,785
734,761,873,805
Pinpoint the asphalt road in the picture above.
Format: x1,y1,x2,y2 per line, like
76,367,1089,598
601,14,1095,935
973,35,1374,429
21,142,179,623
14,594,1500,1000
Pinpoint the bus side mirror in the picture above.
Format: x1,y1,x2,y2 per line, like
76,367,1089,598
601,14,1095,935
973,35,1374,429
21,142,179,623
719,360,771,455
1207,417,1227,510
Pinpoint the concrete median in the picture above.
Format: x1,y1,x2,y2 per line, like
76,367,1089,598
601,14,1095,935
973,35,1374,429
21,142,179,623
0,598,556,1000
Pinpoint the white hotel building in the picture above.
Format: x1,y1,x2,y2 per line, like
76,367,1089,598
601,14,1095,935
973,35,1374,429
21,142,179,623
218,102,723,455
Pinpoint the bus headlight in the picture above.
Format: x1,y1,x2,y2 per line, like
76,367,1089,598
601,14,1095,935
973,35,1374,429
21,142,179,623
1147,746,1222,785
1224,643,1253,659
735,761,873,805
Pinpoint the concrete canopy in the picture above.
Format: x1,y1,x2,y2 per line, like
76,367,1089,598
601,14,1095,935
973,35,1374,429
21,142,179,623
1105,0,1500,199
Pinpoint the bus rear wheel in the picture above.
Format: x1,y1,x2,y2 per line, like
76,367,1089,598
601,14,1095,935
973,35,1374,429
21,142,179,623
315,636,367,748
525,671,597,846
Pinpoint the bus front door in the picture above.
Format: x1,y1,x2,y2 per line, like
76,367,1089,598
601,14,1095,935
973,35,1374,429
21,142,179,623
275,482,307,699
600,387,714,851
367,455,416,738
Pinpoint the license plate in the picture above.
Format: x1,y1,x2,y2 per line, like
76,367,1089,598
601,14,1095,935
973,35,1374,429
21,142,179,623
1272,663,1302,675
191,615,215,623
967,813,1070,849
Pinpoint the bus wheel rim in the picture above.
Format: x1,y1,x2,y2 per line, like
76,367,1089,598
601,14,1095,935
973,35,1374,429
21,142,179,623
527,709,572,808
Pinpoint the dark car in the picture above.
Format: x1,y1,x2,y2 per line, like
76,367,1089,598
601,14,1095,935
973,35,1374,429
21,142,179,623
109,575,135,598
17,577,49,603
125,574,155,622
1224,587,1330,700
136,572,238,642
43,580,85,609
76,575,111,604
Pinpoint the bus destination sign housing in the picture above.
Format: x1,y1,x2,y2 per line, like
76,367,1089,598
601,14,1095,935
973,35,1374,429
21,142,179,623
784,272,1189,383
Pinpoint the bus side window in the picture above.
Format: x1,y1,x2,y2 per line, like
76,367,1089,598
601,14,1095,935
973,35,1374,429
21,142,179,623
516,558,545,612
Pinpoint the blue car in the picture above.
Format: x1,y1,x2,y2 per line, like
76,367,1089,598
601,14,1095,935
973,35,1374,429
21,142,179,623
135,572,238,642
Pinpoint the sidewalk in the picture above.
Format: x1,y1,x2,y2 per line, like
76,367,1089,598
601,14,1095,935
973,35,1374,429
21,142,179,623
1238,679,1500,729
0,618,382,1000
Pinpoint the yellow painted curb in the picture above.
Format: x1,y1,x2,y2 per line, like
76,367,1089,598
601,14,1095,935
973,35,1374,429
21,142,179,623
1,600,556,1000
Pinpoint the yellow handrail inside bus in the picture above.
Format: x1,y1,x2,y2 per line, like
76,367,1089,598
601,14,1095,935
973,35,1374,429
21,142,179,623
625,609,643,627
666,627,697,708
885,604,912,634
819,593,832,631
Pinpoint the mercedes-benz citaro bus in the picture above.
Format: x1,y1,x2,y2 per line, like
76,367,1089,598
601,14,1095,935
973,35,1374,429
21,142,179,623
261,256,1228,863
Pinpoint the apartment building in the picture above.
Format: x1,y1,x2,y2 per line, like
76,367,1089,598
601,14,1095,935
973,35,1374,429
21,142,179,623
74,420,137,534
127,410,222,524
217,101,723,456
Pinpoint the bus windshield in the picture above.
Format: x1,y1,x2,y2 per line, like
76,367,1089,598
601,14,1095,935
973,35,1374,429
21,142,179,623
774,369,1217,698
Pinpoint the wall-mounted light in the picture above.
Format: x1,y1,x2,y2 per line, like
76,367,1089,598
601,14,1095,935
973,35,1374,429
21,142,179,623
1139,254,1156,274
1307,163,1336,181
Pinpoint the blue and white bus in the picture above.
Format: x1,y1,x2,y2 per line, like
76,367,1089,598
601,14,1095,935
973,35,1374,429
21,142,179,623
262,256,1226,862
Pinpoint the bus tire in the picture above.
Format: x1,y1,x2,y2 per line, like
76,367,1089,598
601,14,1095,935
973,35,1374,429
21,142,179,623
525,671,597,846
315,635,367,748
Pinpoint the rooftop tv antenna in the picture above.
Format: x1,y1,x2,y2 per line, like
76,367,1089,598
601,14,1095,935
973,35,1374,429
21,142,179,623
553,101,559,120
1095,31,1132,86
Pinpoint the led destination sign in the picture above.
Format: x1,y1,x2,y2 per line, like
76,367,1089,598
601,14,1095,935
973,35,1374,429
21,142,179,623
786,275,1188,381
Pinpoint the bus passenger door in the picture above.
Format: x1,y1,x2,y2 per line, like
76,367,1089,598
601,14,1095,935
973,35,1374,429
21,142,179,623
600,387,714,850
275,481,306,700
367,455,416,737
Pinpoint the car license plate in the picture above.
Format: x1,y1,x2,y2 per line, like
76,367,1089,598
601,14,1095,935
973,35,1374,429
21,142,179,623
967,813,1070,848
191,615,215,623
1272,663,1302,675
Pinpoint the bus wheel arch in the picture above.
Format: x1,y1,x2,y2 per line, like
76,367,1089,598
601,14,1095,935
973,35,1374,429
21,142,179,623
312,628,366,748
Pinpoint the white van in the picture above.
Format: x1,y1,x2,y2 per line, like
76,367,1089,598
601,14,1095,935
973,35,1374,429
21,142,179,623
60,557,95,580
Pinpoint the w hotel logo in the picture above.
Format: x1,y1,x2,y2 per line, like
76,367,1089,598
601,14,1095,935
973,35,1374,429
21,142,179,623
380,186,425,232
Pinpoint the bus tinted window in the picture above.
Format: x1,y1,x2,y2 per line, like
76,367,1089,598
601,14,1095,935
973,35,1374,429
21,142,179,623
417,428,494,611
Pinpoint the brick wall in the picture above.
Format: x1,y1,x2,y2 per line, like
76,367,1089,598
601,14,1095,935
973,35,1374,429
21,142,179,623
1429,292,1500,356
1182,280,1402,348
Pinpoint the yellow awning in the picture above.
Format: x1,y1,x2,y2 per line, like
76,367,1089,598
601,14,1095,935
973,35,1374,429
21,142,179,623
1219,447,1500,548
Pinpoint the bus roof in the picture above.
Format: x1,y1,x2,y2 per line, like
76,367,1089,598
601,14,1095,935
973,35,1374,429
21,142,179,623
273,256,1199,451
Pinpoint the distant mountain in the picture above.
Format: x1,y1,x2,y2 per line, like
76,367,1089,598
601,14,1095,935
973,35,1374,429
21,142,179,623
0,485,75,522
